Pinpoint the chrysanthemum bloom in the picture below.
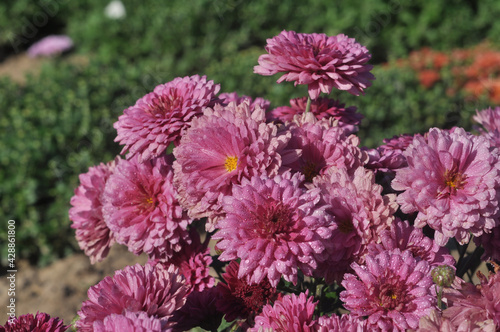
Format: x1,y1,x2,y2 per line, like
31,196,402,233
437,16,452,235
215,260,278,322
0,312,67,332
473,106,500,133
173,101,297,230
170,288,224,332
474,224,500,262
213,172,334,286
250,292,318,332
268,97,362,133
417,310,455,332
27,35,73,57
69,158,118,264
392,127,500,245
93,311,162,332
363,133,418,174
283,113,367,184
102,155,191,260
218,92,270,111
317,314,367,332
443,266,500,330
114,75,220,162
254,30,374,99
77,263,187,331
162,228,215,294
367,219,455,268
312,166,398,283
340,249,436,331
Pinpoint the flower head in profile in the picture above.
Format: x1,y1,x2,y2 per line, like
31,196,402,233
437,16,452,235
317,314,367,332
392,127,500,245
473,106,500,133
340,249,436,331
215,261,278,322
27,35,73,57
268,97,362,133
250,292,318,332
213,172,334,287
0,312,67,332
93,311,162,332
312,166,397,283
102,155,191,260
76,263,187,331
69,158,118,264
114,75,220,162
254,30,374,99
173,101,296,230
218,92,271,111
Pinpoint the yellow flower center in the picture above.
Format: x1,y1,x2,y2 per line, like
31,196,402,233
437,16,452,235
224,156,238,172
444,169,467,190
145,197,154,204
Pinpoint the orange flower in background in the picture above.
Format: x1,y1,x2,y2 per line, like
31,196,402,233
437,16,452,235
419,70,441,89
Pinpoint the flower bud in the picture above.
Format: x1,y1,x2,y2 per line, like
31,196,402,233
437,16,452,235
431,265,455,287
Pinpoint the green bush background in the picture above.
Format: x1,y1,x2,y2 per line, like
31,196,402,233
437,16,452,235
0,0,498,267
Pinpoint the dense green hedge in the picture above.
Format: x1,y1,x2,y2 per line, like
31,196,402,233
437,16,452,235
1,0,498,266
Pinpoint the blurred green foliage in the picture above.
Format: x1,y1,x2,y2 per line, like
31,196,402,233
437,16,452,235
0,0,498,266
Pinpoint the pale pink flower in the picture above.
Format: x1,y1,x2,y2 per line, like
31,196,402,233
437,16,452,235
214,172,334,287
0,312,67,332
473,106,500,133
102,155,191,260
69,158,118,264
416,310,455,332
173,101,296,230
340,249,436,331
392,127,500,245
250,292,318,332
114,75,220,162
218,92,270,111
317,314,367,332
77,263,187,331
254,30,374,99
28,35,73,57
93,311,162,332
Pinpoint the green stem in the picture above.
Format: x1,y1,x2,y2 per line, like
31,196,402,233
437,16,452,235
305,96,312,114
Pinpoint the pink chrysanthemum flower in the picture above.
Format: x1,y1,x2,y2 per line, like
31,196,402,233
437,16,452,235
312,166,398,283
93,311,162,332
417,310,455,332
170,288,224,332
162,228,215,294
218,92,271,111
114,75,220,162
474,224,500,262
0,312,67,332
250,292,318,332
473,106,500,133
268,97,362,133
317,314,367,331
215,261,278,322
368,219,456,268
283,113,366,183
443,266,500,330
69,158,118,264
340,249,436,331
392,127,500,246
102,155,191,260
77,263,188,331
27,35,73,57
254,30,374,99
213,172,334,287
173,101,297,230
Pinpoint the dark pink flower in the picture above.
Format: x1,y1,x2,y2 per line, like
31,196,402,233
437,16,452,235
0,312,67,332
443,267,500,330
283,114,367,183
77,263,188,331
93,311,162,332
218,92,270,111
102,155,191,260
173,101,296,230
114,75,220,162
368,219,456,268
317,314,367,331
215,261,277,322
27,35,73,57
340,249,436,331
213,172,334,286
170,288,224,332
69,158,118,264
268,97,362,133
250,292,318,332
474,224,500,262
312,166,398,283
392,127,500,245
254,30,374,99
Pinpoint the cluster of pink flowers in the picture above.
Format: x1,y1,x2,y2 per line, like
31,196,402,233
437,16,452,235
54,29,500,331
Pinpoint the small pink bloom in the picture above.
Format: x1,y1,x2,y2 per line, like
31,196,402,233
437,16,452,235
27,35,73,57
